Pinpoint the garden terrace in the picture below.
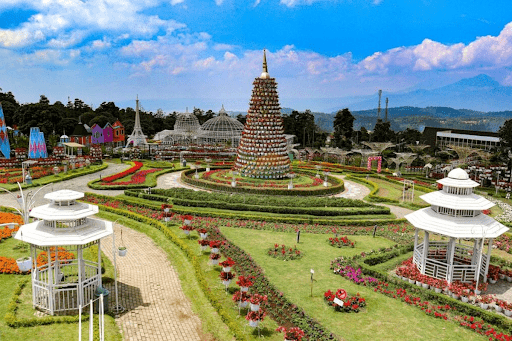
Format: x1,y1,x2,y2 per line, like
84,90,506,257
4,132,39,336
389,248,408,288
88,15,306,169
181,168,345,196
121,191,396,223
125,188,390,218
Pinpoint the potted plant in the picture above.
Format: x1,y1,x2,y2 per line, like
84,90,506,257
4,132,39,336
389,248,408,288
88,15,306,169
477,294,494,310
232,291,250,308
503,301,512,316
236,275,255,292
180,224,194,236
181,214,193,226
198,239,209,251
276,326,305,341
16,256,32,272
249,294,267,311
197,228,208,239
118,246,127,257
220,271,235,286
219,257,235,272
209,240,222,253
245,310,265,328
460,289,470,303
209,253,221,265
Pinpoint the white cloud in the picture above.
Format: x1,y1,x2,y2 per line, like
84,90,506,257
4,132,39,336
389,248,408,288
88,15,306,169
215,0,225,5
91,37,112,50
357,22,512,75
0,0,176,48
170,0,185,4
213,43,236,51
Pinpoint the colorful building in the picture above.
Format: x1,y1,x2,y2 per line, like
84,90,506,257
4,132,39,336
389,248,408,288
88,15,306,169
91,124,104,144
112,120,125,147
103,123,113,143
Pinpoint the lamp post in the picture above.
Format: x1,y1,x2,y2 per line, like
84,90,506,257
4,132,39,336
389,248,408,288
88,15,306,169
111,219,124,314
0,182,51,224
287,173,296,190
231,170,238,188
323,170,330,187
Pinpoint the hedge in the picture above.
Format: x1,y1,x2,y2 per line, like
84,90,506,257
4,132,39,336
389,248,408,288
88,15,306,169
2,163,107,192
88,167,185,190
181,168,345,196
124,190,390,217
116,193,402,225
147,187,372,208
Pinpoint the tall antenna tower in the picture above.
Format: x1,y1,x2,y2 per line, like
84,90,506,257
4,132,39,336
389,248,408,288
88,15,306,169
385,97,389,122
377,89,382,120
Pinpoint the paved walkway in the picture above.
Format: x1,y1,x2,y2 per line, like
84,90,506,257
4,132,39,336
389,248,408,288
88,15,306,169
100,221,203,341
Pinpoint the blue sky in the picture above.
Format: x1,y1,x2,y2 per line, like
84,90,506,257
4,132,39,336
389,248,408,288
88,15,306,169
0,0,511,112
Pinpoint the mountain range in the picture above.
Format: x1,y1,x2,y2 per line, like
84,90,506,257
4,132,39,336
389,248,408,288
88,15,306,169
329,74,512,113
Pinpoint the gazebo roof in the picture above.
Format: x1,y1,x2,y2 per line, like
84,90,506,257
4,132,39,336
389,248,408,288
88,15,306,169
405,208,508,239
14,218,112,246
44,189,84,202
30,202,98,220
437,168,479,188
420,191,495,210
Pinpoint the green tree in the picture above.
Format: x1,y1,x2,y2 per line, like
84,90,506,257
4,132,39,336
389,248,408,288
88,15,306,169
332,108,355,149
372,119,395,143
499,119,512,151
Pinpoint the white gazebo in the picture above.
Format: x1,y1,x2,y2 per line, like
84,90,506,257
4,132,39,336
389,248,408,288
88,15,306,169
14,190,112,315
405,168,508,283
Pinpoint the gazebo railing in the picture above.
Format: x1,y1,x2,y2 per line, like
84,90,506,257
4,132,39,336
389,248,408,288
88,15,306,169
424,258,449,280
414,243,423,269
451,264,477,283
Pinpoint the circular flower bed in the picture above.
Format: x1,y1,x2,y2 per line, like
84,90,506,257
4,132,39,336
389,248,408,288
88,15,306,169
328,236,355,248
181,167,344,196
324,289,366,313
267,244,303,261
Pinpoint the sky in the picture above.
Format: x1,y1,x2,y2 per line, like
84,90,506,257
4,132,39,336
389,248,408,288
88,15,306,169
0,0,512,112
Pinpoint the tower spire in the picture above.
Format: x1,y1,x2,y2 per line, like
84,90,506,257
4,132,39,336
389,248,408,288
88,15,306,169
260,49,270,79
263,49,268,73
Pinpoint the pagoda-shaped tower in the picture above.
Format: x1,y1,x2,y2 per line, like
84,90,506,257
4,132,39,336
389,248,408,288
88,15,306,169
406,168,508,283
125,96,148,148
234,50,290,179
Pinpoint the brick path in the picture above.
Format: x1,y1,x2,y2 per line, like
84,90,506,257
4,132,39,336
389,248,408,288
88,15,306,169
100,221,203,341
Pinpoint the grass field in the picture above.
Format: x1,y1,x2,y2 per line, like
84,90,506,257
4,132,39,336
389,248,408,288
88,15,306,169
221,226,484,341
370,177,431,206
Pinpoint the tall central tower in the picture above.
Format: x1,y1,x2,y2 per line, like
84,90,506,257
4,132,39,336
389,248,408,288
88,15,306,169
125,96,148,148
234,50,290,179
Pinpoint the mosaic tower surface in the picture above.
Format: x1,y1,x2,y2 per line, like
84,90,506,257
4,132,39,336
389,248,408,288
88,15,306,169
0,104,10,159
28,127,48,159
233,50,290,179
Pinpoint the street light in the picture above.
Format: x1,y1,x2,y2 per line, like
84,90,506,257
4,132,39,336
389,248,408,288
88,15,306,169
0,182,51,224
111,219,124,314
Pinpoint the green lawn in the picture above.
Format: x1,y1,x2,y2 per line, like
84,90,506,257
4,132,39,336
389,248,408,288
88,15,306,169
221,226,484,341
371,177,430,206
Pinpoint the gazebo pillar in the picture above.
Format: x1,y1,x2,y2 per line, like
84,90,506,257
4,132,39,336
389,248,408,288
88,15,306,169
471,238,479,265
97,239,102,288
47,246,54,315
413,228,419,265
77,247,83,307
483,238,494,282
447,237,456,283
421,231,429,273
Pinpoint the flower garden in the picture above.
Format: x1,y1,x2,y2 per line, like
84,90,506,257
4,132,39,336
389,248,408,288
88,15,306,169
3,159,512,340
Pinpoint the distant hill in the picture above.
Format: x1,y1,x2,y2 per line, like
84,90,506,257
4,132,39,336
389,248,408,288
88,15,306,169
309,106,511,133
329,74,512,112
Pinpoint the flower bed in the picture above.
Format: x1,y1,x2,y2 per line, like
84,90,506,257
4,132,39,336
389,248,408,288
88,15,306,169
328,236,355,248
267,244,303,261
324,289,366,313
100,168,161,186
102,161,143,182
0,257,24,274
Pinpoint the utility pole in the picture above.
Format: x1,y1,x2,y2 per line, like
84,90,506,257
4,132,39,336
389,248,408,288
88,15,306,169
385,97,389,123
377,90,382,120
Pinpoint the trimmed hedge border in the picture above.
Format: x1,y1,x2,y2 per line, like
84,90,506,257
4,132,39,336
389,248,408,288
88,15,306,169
1,163,107,192
118,193,403,225
181,168,345,196
88,167,186,190
124,189,391,217
84,194,248,341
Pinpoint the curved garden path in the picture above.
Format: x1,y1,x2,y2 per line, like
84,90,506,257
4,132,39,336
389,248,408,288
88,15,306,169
99,220,203,341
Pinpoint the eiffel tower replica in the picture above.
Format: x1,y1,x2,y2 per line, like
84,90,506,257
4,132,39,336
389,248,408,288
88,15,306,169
126,96,148,148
